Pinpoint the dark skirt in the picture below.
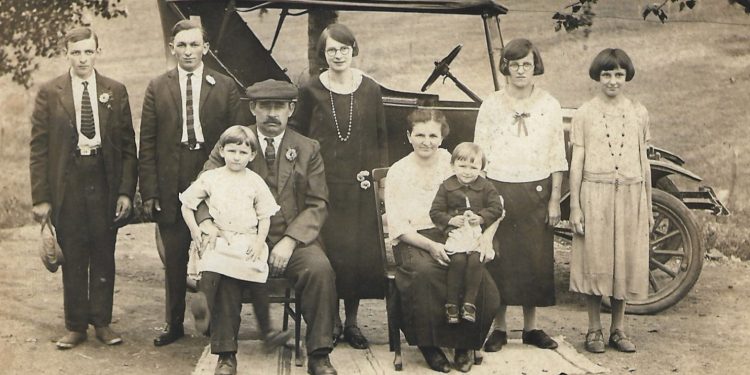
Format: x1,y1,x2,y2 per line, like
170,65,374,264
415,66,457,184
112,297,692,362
322,181,385,299
394,228,500,349
486,177,556,307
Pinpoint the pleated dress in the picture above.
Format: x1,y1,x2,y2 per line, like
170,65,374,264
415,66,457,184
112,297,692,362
569,97,651,301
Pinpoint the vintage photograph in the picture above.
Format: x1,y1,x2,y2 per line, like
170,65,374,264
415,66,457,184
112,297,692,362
0,0,748,374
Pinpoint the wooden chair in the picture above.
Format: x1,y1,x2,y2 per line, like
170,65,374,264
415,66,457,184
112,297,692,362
184,271,303,366
371,167,403,371
243,277,303,367
372,167,484,371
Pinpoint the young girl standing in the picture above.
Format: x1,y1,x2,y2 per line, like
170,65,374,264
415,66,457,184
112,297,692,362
180,126,291,372
569,48,654,354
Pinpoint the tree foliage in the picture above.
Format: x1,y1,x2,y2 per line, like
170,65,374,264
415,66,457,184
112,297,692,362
554,0,748,35
0,0,127,88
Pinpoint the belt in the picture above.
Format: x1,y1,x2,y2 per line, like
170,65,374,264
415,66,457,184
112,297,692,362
75,146,102,156
181,142,205,151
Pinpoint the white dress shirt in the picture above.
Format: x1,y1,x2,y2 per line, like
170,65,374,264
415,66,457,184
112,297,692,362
70,70,102,148
257,130,286,161
178,64,206,143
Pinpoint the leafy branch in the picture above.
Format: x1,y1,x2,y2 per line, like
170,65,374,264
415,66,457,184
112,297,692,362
0,0,127,88
642,0,696,23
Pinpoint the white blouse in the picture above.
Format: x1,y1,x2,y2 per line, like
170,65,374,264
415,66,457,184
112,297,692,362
474,88,568,183
384,149,453,245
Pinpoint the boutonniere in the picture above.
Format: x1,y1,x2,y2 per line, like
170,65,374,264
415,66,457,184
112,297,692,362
356,170,371,190
285,147,298,162
205,75,216,86
98,92,113,109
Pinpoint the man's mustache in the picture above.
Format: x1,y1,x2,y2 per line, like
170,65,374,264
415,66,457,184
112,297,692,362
263,118,282,125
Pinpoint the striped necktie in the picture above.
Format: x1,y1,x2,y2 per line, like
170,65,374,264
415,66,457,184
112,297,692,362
80,81,96,139
265,137,276,167
185,73,197,146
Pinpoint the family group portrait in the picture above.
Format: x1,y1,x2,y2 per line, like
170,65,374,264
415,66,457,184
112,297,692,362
0,0,748,374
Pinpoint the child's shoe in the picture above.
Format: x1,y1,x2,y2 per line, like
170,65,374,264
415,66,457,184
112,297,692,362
461,303,477,323
585,329,605,353
608,329,636,352
445,304,460,324
263,330,294,352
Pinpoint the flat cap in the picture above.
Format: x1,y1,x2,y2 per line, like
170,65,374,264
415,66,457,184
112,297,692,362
245,79,298,101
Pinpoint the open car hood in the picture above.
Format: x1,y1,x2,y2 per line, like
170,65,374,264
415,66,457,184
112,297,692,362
167,0,508,16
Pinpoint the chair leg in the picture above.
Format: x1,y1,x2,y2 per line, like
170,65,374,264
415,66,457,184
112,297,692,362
386,280,403,371
282,288,291,331
294,294,303,367
473,349,483,365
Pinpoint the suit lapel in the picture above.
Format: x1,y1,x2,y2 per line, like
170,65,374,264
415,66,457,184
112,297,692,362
199,69,213,123
96,72,112,142
57,75,76,128
276,132,294,195
167,69,182,124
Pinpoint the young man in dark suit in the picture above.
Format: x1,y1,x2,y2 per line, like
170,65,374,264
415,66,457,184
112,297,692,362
29,27,138,349
196,79,338,375
138,19,242,346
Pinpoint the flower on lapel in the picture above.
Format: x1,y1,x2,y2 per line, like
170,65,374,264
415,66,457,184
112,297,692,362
205,75,216,86
285,147,298,162
356,170,370,182
99,92,112,109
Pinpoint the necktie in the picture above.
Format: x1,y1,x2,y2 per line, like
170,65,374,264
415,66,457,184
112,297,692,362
185,73,197,146
80,81,96,139
265,137,276,167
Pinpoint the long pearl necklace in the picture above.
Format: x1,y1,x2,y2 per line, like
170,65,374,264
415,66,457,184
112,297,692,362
328,71,354,142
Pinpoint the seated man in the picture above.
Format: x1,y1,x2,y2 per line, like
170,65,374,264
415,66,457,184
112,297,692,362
195,79,338,375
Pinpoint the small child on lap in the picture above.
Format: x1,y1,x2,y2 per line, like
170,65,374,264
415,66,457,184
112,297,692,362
430,142,504,323
180,126,292,364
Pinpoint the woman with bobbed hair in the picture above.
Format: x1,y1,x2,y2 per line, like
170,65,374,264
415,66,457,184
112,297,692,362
290,23,388,350
386,108,499,372
569,48,652,354
474,38,568,352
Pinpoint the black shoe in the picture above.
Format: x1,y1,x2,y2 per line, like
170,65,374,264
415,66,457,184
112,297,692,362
419,346,451,373
454,348,472,372
307,354,338,375
522,329,558,349
445,304,460,324
461,303,476,323
332,320,343,347
153,324,184,347
483,330,507,352
215,353,237,375
343,325,369,349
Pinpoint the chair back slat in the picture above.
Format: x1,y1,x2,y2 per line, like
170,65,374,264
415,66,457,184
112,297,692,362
372,167,394,278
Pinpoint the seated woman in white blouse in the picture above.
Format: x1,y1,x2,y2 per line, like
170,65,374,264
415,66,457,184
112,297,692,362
385,108,499,373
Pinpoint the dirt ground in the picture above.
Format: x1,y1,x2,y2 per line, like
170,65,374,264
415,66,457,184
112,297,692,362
0,223,748,375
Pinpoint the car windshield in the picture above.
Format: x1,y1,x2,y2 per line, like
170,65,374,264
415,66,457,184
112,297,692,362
240,9,499,101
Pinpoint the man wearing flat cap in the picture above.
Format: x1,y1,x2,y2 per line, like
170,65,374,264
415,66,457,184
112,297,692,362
195,79,338,375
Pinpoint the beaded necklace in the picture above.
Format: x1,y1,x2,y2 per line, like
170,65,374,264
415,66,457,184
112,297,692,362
327,71,355,142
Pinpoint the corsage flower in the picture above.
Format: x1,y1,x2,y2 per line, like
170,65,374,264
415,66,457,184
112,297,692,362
357,170,371,189
205,75,216,86
285,147,298,162
99,92,112,109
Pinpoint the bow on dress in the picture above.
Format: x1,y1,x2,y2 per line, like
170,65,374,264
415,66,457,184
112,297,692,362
513,112,530,137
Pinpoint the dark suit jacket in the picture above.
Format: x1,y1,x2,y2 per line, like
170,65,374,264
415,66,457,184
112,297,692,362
138,67,241,224
199,126,329,246
429,175,504,234
29,72,138,227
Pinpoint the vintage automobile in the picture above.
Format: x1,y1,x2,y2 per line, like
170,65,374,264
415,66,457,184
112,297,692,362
155,0,729,314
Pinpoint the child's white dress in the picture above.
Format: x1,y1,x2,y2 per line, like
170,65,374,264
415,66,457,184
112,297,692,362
180,167,280,283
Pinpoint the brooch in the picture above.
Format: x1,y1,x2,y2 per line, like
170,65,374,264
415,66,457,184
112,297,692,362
285,147,298,162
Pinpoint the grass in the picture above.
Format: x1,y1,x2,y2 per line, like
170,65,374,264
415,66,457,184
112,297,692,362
1,0,748,257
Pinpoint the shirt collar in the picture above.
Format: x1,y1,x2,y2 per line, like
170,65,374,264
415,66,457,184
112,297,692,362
444,175,485,192
257,129,285,147
177,63,204,80
70,69,96,88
